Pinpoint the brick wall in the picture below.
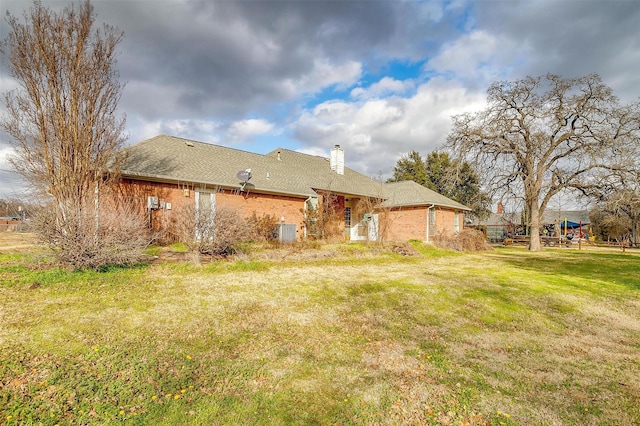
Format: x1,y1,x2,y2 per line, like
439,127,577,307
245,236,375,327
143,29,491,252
117,179,306,240
386,206,427,241
385,206,464,242
435,208,453,234
434,209,464,236
216,191,305,238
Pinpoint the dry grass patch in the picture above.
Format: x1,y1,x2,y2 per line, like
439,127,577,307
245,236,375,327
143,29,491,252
1,244,638,425
0,232,38,249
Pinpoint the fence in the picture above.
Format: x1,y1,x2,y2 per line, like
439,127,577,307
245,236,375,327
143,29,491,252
0,219,23,232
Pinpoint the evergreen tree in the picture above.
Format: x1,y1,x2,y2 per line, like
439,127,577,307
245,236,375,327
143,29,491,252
389,150,491,219
387,150,429,187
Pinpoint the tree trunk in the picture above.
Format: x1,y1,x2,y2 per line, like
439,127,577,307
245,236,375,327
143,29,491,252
527,199,543,251
94,180,100,245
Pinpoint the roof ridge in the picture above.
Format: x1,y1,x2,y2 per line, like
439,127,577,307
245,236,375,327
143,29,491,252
383,180,414,186
267,147,330,160
156,134,273,158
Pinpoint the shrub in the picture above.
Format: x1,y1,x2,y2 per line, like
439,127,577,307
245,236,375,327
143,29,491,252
301,192,343,240
389,242,420,256
245,212,279,242
208,207,251,255
32,201,150,270
172,205,250,262
431,228,492,252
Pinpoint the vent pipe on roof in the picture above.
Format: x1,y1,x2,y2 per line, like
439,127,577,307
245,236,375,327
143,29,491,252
330,145,344,175
277,150,282,161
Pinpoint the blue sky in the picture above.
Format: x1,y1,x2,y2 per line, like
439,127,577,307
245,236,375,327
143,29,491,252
1,0,639,199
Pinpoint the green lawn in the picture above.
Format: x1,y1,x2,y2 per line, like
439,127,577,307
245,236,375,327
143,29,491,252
1,243,639,425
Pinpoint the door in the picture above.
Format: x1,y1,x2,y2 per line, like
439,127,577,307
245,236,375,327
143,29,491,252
195,191,216,240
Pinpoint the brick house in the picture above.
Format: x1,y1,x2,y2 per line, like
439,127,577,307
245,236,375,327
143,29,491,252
381,181,470,242
117,134,470,242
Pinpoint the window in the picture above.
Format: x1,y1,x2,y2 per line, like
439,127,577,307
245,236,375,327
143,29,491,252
196,191,215,213
344,207,351,228
429,207,436,232
454,212,460,234
195,191,216,240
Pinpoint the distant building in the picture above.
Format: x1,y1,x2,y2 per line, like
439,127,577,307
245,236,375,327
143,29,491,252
0,217,22,232
468,203,591,242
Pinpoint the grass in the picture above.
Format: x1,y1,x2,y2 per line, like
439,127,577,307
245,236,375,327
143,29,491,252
1,238,639,425
0,232,38,248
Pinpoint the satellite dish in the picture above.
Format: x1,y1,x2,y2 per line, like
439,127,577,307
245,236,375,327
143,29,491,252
236,168,252,182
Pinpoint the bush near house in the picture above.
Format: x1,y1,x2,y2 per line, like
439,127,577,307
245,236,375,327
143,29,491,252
31,201,150,270
431,228,492,252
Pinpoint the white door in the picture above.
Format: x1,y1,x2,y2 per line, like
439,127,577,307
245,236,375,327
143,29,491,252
195,191,216,240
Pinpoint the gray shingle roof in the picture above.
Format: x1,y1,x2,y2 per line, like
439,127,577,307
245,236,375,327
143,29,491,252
120,135,470,211
381,181,471,211
263,148,383,198
120,135,382,198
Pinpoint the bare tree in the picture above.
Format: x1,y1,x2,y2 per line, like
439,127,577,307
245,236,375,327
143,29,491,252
586,169,640,247
448,74,639,251
582,130,640,247
1,1,139,267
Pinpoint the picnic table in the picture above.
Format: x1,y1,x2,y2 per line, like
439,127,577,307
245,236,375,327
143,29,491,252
503,235,572,247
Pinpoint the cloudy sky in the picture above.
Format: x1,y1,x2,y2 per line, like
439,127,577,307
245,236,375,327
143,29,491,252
1,0,639,199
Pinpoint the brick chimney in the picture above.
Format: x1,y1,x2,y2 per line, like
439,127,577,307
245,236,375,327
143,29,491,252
330,145,344,175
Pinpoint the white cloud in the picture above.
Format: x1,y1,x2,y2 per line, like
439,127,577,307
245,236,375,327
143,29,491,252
297,146,329,157
292,78,485,178
227,119,276,142
354,99,403,129
0,75,20,93
126,118,224,146
0,147,28,198
425,30,528,87
126,116,280,148
286,59,362,96
351,77,415,100
0,146,15,165
165,119,219,136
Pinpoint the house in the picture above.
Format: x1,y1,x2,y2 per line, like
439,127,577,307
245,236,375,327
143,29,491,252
381,181,470,241
468,203,519,242
117,134,470,242
469,204,592,242
0,217,22,232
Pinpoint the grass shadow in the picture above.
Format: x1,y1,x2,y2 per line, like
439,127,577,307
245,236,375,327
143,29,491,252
489,248,640,292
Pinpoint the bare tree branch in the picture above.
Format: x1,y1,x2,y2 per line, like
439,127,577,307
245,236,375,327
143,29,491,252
448,74,639,251
1,1,137,268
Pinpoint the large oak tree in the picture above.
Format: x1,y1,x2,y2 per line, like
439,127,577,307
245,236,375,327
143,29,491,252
447,74,639,251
